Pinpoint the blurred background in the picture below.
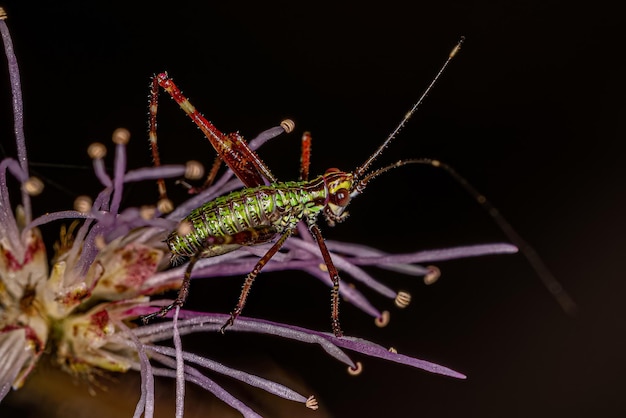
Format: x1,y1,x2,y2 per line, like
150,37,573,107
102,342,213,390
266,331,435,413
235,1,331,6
1,1,624,416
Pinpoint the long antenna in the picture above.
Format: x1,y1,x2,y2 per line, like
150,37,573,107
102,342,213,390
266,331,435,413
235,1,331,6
356,158,578,315
354,36,464,179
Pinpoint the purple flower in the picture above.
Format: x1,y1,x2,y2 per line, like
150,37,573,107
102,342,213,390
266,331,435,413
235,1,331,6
0,11,517,417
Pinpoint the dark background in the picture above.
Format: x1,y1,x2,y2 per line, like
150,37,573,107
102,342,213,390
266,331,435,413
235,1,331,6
1,1,625,417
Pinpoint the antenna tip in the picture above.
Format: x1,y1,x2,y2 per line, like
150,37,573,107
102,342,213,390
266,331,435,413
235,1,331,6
450,36,465,58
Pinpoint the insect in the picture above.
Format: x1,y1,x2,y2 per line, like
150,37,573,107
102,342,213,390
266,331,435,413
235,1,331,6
141,38,463,337
141,36,575,336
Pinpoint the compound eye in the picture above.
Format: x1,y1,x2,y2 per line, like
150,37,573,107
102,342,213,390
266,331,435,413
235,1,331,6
331,188,350,206
325,168,341,174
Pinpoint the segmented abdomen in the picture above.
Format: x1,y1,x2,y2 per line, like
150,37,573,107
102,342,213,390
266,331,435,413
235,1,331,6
167,178,327,258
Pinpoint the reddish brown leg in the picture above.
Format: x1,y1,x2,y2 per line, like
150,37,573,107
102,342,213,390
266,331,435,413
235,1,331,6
148,76,170,208
142,225,278,324
202,156,223,189
148,75,226,206
299,131,312,181
148,72,278,212
299,132,343,336
308,224,343,337
141,250,201,323
154,73,275,188
220,229,293,333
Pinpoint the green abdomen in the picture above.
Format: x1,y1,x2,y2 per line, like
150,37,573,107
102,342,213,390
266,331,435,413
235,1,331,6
167,177,327,258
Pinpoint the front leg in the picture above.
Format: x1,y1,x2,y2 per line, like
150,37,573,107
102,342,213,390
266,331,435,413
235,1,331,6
309,224,343,337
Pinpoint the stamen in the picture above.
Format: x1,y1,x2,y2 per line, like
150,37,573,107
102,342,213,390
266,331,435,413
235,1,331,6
184,160,204,180
87,142,107,159
110,130,128,215
375,310,390,327
157,198,174,214
112,127,131,145
280,119,295,133
305,395,319,410
140,205,157,220
1,9,32,223
423,265,441,285
73,195,93,213
394,291,412,308
23,177,43,196
388,347,398,354
94,235,107,250
176,220,193,236
347,361,363,376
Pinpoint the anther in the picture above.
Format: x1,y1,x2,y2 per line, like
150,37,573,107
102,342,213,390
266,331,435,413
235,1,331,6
184,160,204,180
394,291,412,308
94,235,107,250
157,198,174,214
305,395,319,410
347,361,363,376
280,119,295,133
0,8,7,19
375,310,390,327
388,347,398,354
423,265,441,285
176,220,193,236
23,177,44,196
318,263,328,272
87,142,107,159
112,128,130,145
74,195,93,213
139,205,156,220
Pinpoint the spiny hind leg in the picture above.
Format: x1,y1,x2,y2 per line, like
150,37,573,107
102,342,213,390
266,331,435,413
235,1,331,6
220,229,292,333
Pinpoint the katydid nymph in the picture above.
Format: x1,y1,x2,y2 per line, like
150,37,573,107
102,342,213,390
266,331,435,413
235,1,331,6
141,37,575,337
